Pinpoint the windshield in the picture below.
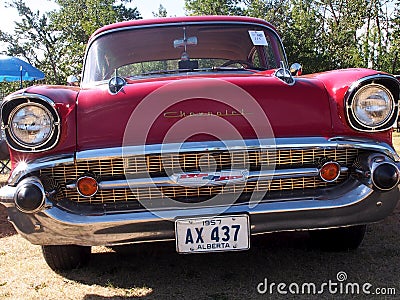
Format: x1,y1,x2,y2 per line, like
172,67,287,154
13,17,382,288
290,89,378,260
82,22,286,85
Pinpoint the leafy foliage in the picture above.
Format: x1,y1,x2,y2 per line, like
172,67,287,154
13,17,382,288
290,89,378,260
50,0,140,82
0,0,399,90
0,0,141,86
185,0,244,15
387,0,400,73
0,0,62,84
153,4,168,17
186,0,400,74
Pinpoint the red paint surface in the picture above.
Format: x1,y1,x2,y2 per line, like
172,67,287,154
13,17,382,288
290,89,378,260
4,16,395,166
76,74,332,150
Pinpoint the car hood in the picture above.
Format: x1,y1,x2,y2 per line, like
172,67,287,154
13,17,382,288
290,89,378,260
76,74,333,150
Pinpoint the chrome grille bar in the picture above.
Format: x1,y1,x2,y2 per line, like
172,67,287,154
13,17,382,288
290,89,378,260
38,145,359,205
66,175,347,204
42,148,359,181
65,167,349,190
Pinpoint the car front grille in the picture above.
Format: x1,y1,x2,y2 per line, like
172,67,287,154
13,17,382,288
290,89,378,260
39,147,359,205
75,176,346,205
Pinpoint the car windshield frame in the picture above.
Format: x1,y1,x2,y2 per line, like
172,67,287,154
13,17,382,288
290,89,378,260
82,21,288,86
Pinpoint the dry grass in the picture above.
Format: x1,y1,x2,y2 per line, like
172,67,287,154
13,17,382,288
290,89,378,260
0,137,399,299
0,217,399,299
0,174,9,185
0,240,153,299
393,132,400,153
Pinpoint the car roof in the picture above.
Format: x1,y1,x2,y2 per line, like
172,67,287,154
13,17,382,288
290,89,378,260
90,15,276,40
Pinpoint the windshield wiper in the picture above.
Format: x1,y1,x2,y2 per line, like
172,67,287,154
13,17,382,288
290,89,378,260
209,67,264,71
137,67,261,76
137,69,191,76
132,66,269,77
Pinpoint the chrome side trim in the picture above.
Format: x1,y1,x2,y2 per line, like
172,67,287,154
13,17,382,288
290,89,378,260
65,167,349,190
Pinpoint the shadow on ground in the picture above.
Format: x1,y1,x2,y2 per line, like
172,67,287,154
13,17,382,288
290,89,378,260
0,204,15,238
60,206,399,299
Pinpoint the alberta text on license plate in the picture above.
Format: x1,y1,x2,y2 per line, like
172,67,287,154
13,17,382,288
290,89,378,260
175,215,250,253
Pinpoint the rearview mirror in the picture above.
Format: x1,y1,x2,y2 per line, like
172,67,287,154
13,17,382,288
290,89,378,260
174,37,198,48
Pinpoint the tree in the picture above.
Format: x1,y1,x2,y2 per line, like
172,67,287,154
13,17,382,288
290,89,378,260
317,0,367,70
185,0,244,15
244,0,290,28
386,0,400,74
0,0,141,85
0,0,63,83
184,0,398,74
50,0,141,81
52,0,140,38
277,0,327,73
153,4,167,17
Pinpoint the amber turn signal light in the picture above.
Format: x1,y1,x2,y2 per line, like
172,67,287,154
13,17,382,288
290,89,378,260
76,176,98,197
319,162,340,182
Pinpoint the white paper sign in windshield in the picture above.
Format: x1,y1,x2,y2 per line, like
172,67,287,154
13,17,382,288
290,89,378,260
248,30,268,46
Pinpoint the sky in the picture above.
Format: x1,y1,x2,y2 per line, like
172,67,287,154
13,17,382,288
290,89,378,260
0,0,186,35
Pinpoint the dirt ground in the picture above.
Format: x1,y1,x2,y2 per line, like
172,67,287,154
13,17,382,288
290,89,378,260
0,172,14,237
0,204,398,299
1,139,400,299
0,204,15,238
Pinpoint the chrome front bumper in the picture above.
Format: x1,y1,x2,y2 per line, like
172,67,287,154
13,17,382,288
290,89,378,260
1,180,399,246
1,137,400,246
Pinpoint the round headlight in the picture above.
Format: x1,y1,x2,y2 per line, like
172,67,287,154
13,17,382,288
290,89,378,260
9,103,54,147
351,84,394,127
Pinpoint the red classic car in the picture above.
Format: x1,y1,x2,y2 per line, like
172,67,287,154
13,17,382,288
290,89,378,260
1,16,399,271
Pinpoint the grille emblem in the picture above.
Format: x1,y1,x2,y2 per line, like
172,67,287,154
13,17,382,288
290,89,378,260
172,170,249,187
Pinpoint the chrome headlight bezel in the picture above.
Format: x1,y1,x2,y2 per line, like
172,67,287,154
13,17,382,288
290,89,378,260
9,102,55,148
351,83,394,127
1,94,61,152
345,75,399,132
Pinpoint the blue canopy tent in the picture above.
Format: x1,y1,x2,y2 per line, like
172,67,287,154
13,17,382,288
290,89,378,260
0,55,45,88
0,55,44,171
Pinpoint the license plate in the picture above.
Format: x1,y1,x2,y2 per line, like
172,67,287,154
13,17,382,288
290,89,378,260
175,215,250,253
